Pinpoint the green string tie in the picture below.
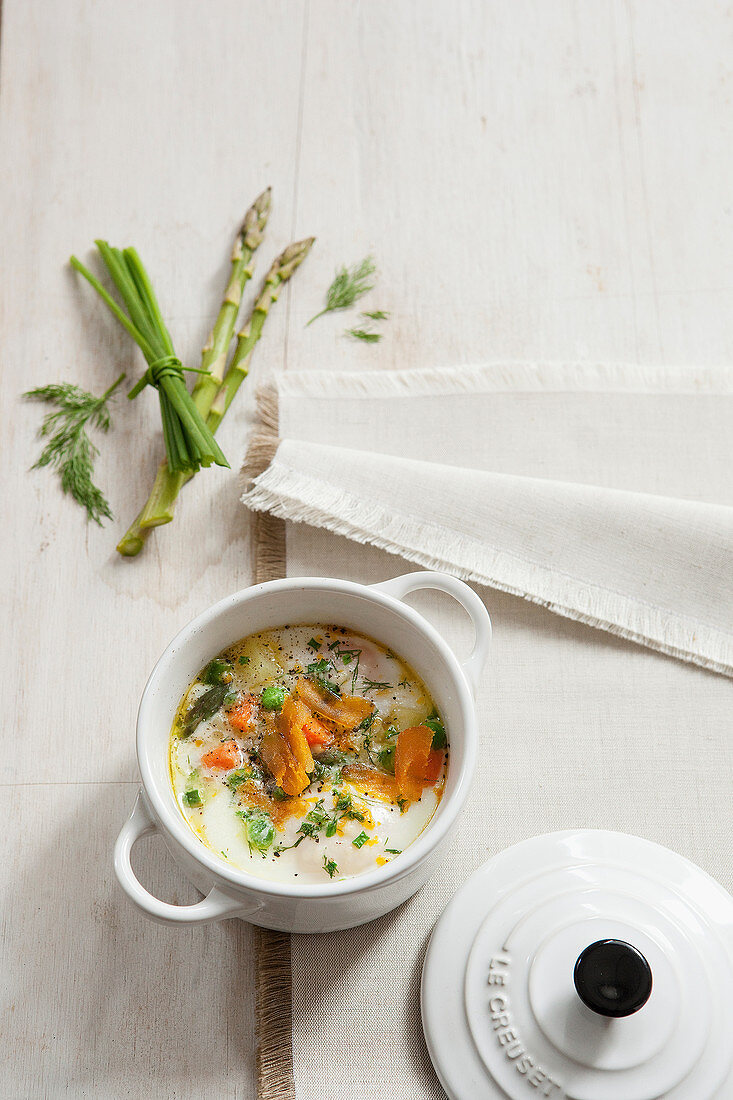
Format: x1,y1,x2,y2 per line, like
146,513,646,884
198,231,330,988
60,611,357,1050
128,357,210,399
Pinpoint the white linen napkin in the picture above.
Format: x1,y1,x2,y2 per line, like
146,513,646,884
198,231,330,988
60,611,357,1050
242,363,733,676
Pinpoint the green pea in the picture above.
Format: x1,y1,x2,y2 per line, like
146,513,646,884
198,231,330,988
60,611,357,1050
378,746,396,774
261,685,286,710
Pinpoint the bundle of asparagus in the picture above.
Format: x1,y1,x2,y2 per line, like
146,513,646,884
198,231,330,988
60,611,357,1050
113,189,314,557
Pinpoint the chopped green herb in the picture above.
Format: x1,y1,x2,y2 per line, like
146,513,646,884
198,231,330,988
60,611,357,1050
385,725,399,739
238,655,250,666
203,658,233,685
322,856,339,878
307,657,341,696
307,638,321,650
311,759,343,785
303,800,329,827
397,798,407,813
362,678,390,692
271,786,288,801
352,831,369,848
261,685,286,710
385,848,402,855
397,677,411,688
180,683,231,738
346,328,381,343
362,310,390,321
334,790,352,812
325,816,339,837
357,710,377,733
182,789,202,807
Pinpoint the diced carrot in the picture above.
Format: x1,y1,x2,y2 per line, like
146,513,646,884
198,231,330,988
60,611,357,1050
296,678,374,731
279,699,316,775
202,740,241,771
424,748,445,785
395,725,433,801
228,696,258,732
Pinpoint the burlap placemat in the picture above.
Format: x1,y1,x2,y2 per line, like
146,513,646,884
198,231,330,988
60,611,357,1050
248,387,296,1100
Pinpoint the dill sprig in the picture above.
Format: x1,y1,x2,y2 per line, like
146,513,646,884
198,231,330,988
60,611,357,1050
307,256,376,325
346,328,382,343
346,309,389,343
24,373,125,524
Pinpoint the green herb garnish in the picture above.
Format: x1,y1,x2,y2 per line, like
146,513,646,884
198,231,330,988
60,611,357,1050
346,328,381,343
397,798,407,813
24,374,125,525
261,685,286,710
362,678,390,693
357,711,377,733
352,831,369,848
238,656,250,665
307,256,376,325
362,310,389,321
272,786,288,801
307,638,321,650
322,856,339,878
182,789,202,807
307,658,341,696
385,848,402,855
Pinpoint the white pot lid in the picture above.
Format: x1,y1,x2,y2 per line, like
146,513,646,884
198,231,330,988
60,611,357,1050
421,830,733,1100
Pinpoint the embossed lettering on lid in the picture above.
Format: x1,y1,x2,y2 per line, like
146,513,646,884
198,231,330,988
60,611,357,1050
421,830,733,1099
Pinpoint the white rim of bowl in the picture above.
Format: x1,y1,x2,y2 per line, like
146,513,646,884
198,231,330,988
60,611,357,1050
137,577,478,900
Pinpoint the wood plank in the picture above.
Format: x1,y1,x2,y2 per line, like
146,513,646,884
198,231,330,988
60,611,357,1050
1,783,258,1098
0,2,309,1096
0,0,309,787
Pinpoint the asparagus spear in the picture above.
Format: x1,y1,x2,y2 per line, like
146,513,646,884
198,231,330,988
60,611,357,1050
191,187,271,419
116,235,315,557
206,237,315,432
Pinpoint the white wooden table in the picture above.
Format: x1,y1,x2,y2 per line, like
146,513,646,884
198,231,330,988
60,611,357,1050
2,2,731,1097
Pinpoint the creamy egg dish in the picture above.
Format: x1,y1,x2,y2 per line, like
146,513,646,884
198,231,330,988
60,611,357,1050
169,625,447,884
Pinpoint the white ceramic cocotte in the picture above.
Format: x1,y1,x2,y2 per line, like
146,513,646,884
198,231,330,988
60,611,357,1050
114,572,492,933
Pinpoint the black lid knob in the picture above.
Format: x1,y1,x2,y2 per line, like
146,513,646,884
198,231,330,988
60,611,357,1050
573,939,653,1018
